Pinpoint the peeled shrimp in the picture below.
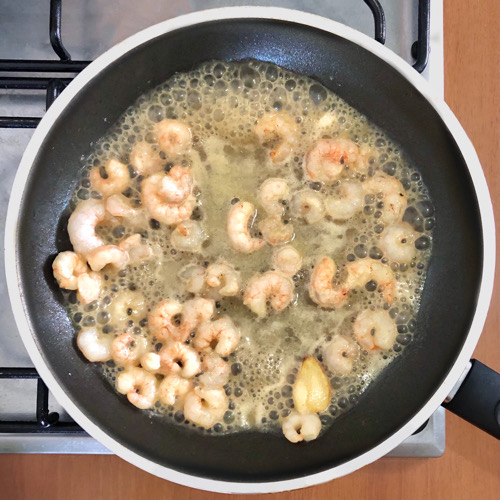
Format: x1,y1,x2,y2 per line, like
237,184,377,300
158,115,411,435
227,201,265,253
76,327,112,362
87,244,129,272
109,290,147,326
111,332,147,366
363,174,407,225
259,178,290,216
194,316,240,357
243,271,294,318
90,158,131,198
379,222,416,263
353,309,397,351
52,251,87,290
282,412,321,443
148,299,184,342
118,233,153,263
159,341,201,378
183,386,227,429
198,352,230,389
170,220,206,253
76,271,102,304
272,246,302,276
308,257,348,308
67,199,106,257
323,335,360,375
160,166,193,204
129,141,163,175
205,262,241,296
289,189,325,224
180,297,215,340
324,181,364,220
155,119,192,156
303,138,359,183
116,367,158,410
105,194,147,228
178,264,207,295
158,373,192,407
254,112,298,164
259,215,294,246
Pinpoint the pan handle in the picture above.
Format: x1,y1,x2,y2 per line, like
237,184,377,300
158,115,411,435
441,359,500,439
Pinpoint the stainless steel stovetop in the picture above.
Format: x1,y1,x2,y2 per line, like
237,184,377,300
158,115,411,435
0,0,445,457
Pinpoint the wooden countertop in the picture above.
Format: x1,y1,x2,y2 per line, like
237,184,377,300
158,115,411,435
1,1,498,498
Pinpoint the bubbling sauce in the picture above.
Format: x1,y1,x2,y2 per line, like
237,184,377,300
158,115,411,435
64,60,434,438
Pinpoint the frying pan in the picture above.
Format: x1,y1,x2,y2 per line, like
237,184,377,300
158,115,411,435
5,8,499,494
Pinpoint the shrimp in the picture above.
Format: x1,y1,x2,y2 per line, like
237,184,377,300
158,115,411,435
363,174,407,225
272,246,303,276
87,244,129,272
183,386,227,429
324,181,364,220
160,166,193,204
76,327,112,362
205,262,241,296
118,233,153,263
194,317,240,357
148,299,184,342
303,138,359,183
170,220,206,253
379,222,416,263
289,189,325,224
259,178,290,216
141,172,195,225
158,373,192,407
129,141,164,176
90,158,131,198
155,119,192,156
254,112,298,164
67,199,106,257
159,341,201,378
180,297,215,340
109,290,147,326
105,194,146,225
52,251,87,290
282,412,321,443
76,271,102,304
353,309,397,351
178,264,207,294
259,216,294,246
323,335,360,375
198,352,230,389
243,271,294,318
227,201,265,253
111,332,147,366
140,352,161,372
116,367,158,410
309,257,397,308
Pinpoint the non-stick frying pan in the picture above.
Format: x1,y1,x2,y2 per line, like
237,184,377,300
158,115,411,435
5,8,499,494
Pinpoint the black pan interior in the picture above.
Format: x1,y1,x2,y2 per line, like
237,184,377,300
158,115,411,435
16,19,482,482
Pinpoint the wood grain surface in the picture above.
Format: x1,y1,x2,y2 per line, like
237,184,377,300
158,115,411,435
1,0,498,498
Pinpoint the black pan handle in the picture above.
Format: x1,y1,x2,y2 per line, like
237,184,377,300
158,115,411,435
442,359,500,439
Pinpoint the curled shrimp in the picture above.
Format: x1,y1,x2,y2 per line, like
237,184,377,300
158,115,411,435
105,194,148,228
90,158,131,198
272,246,303,276
254,112,298,164
161,166,194,204
178,264,207,295
111,332,147,366
129,141,164,175
116,367,158,410
180,297,215,340
194,316,240,357
282,412,321,443
198,352,230,389
324,181,364,220
303,138,359,183
67,199,106,257
119,233,153,264
259,178,290,216
243,271,294,318
155,119,192,156
148,299,184,342
379,222,416,263
87,244,129,272
183,386,228,429
353,309,397,351
259,215,294,246
76,327,112,362
141,172,195,225
52,251,87,290
205,262,241,296
109,290,147,326
323,335,360,375
227,201,265,253
76,271,102,305
159,341,201,378
158,373,192,407
363,174,407,225
170,220,206,253
308,257,347,308
289,189,325,224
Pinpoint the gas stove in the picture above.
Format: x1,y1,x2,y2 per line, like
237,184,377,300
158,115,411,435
0,0,445,457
